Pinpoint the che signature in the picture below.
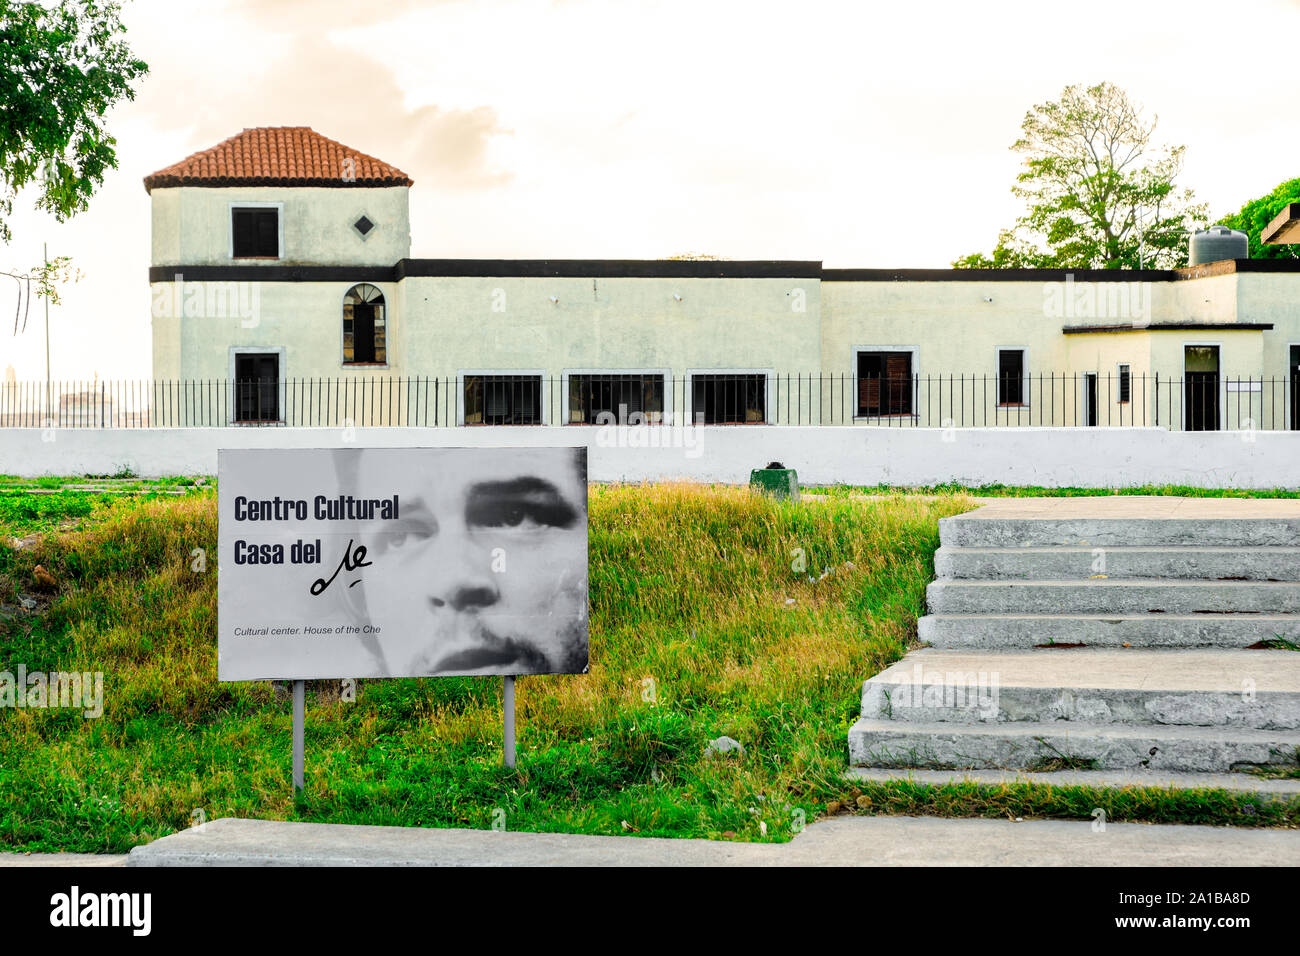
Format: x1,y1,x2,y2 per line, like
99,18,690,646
310,539,373,596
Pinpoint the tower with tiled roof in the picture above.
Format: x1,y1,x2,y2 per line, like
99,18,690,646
147,128,412,388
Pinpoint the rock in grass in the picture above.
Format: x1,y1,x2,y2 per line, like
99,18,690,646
826,801,843,815
32,565,56,590
705,736,745,758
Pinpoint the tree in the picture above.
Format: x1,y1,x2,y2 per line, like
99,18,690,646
0,0,147,318
1217,177,1300,259
956,82,1207,270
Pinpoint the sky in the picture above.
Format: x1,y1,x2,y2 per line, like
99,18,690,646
3,0,1299,381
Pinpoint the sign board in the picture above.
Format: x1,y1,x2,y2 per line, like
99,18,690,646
217,447,588,681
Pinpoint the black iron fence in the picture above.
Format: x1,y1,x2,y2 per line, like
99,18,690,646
1,372,1297,430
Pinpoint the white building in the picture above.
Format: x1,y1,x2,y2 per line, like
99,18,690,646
147,127,1300,430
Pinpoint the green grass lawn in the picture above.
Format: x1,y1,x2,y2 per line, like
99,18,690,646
0,484,1292,853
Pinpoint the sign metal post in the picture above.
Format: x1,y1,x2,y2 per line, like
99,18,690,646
292,679,305,793
503,675,516,769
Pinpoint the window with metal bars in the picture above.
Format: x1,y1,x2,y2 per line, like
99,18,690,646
856,351,913,417
690,373,766,424
233,353,280,422
463,375,542,425
998,349,1026,405
567,373,664,423
1118,363,1131,403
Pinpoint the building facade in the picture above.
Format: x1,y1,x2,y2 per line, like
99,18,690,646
147,127,1300,430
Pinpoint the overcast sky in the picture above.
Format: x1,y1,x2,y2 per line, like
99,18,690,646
3,0,1299,380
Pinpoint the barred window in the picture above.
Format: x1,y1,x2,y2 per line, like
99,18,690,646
690,373,766,424
856,351,913,417
464,375,542,425
568,373,664,424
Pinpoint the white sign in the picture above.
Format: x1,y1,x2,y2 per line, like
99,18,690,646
217,447,588,681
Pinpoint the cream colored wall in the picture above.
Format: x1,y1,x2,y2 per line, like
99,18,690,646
1241,273,1300,382
151,274,819,423
150,188,181,266
162,281,400,379
1064,332,1152,426
400,275,821,423
149,185,410,267
1168,273,1239,324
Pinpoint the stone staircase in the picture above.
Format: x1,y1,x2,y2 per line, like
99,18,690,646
847,499,1300,793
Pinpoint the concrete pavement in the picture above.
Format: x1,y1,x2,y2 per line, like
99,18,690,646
78,815,1300,866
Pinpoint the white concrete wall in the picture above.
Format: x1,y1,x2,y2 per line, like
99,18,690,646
3,426,1298,489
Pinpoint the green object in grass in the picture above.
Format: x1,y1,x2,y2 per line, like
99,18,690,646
750,461,799,500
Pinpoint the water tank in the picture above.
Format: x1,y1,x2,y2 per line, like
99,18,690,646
1189,225,1248,265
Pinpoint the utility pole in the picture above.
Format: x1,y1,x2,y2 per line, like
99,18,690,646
44,242,51,421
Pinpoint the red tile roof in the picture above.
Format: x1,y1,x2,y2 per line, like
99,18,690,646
143,127,412,192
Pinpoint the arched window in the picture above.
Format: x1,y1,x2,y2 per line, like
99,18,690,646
343,284,386,365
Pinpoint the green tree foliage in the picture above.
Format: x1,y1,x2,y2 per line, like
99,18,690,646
0,0,146,319
1217,178,1300,259
956,83,1207,270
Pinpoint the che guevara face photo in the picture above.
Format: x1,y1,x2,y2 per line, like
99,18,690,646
337,447,589,677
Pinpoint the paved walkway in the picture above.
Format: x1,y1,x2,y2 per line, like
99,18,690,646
1,816,1286,867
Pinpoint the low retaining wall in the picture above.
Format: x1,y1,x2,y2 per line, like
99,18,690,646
1,426,1297,488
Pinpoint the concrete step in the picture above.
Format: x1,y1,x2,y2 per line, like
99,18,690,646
934,545,1300,582
927,579,1300,615
940,516,1300,549
844,767,1300,802
918,613,1300,649
860,648,1300,729
847,717,1300,773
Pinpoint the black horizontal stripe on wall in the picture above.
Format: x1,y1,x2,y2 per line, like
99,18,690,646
148,258,1300,284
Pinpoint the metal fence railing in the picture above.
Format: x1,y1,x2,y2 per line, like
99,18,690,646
0,373,1297,430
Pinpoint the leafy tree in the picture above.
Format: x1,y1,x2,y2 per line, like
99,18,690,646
1217,177,1300,259
0,0,147,317
956,82,1207,269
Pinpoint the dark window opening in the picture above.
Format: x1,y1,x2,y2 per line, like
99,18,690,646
856,351,913,417
353,215,374,237
569,374,664,424
1084,372,1098,426
232,207,279,258
464,375,542,425
234,353,280,423
1118,364,1132,404
998,350,1025,405
690,374,766,424
1184,345,1220,432
343,284,386,365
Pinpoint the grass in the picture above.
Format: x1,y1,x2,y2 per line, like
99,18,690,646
0,479,208,541
0,484,1293,853
809,483,1300,499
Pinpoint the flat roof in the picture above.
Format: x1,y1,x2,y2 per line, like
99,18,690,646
146,257,1300,284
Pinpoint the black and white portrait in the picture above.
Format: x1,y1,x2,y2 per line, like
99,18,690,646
217,446,589,680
